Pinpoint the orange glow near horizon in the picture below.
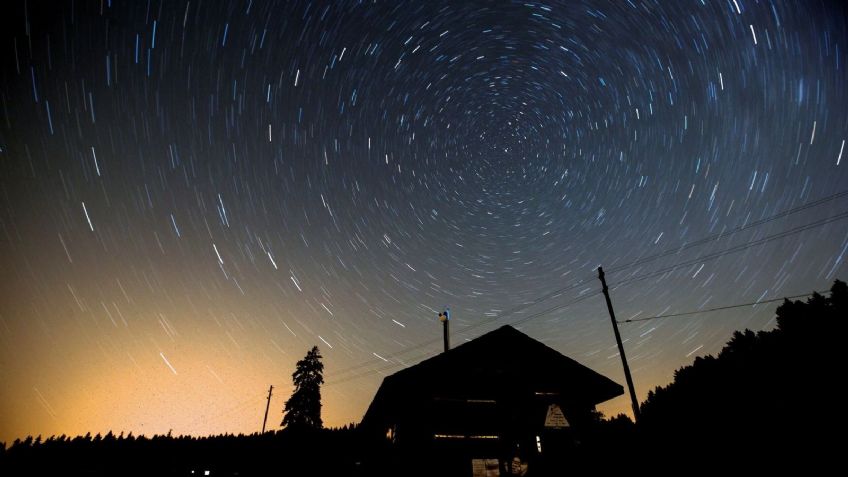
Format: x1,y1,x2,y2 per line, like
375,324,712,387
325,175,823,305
0,313,361,442
0,289,746,444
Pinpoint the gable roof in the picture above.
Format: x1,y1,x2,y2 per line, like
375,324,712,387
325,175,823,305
361,325,623,426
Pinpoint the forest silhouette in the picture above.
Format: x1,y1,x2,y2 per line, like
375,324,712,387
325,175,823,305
2,280,844,476
634,278,847,472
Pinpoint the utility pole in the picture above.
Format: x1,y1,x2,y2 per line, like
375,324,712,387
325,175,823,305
261,385,274,433
597,267,641,422
439,307,451,352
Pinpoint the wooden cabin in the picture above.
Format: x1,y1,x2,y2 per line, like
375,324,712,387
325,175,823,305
360,325,623,476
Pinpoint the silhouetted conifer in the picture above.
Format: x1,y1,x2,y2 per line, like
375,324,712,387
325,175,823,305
281,346,324,430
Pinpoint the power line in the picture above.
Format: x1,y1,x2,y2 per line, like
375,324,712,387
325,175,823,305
609,211,848,291
326,291,605,387
507,290,602,328
326,191,848,381
605,189,848,276
324,207,848,385
619,291,827,324
469,186,845,327
328,282,835,388
324,278,597,380
250,192,848,436
324,289,599,385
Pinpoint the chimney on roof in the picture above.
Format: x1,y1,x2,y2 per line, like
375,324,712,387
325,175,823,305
438,307,450,353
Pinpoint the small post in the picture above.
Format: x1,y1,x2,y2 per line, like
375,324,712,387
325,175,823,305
439,307,451,352
262,385,274,433
597,267,641,422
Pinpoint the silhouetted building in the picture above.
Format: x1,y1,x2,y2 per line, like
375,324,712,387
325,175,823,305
360,325,623,476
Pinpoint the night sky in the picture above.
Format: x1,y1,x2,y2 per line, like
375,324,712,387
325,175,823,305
1,0,847,443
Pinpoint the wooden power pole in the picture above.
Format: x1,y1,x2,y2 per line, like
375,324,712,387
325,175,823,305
597,267,641,422
261,385,274,433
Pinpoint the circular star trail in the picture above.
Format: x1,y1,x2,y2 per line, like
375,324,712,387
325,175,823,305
1,0,846,441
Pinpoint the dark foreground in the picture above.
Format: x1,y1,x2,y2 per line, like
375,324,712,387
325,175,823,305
0,421,841,476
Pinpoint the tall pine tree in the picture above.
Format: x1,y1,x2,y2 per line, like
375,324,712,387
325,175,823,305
281,346,324,430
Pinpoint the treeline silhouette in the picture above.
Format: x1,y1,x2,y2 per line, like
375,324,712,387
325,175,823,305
0,425,361,476
2,281,845,475
635,279,847,471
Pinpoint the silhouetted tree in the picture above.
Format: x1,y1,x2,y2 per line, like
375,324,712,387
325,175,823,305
281,346,324,430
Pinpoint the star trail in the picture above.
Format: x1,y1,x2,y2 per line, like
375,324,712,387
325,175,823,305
1,0,846,442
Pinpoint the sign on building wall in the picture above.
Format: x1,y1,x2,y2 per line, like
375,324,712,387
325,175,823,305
544,404,570,429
